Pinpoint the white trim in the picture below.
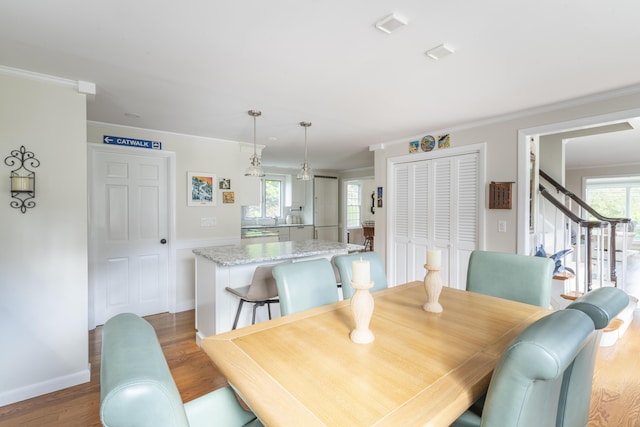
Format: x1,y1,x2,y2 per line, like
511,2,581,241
88,120,254,147
0,365,90,407
0,65,95,94
517,107,640,256
371,85,640,152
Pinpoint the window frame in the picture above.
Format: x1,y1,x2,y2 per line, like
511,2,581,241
242,175,286,220
346,182,362,229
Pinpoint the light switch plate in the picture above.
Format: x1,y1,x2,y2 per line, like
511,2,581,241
498,220,507,233
201,217,216,227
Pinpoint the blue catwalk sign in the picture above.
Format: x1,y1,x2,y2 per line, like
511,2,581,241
103,135,162,150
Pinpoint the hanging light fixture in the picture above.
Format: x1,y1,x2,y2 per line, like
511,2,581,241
297,121,313,180
244,110,265,177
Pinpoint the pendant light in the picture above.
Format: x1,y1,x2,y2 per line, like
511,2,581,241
244,110,265,177
297,121,313,180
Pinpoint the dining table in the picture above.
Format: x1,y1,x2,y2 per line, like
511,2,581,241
200,281,551,426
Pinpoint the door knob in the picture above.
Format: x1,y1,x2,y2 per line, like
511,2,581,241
160,239,167,244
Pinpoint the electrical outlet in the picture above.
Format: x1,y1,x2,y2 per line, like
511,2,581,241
498,220,507,233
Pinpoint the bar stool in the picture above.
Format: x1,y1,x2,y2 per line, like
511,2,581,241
362,221,375,251
225,265,279,330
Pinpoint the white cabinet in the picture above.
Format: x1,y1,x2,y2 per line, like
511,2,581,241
264,227,290,241
290,225,313,241
291,178,308,209
389,151,481,289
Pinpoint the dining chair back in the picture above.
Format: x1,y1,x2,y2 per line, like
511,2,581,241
225,264,279,329
451,309,595,427
333,251,388,299
466,250,555,307
557,286,629,427
272,258,339,316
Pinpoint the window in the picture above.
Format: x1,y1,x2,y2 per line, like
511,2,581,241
243,176,285,220
346,183,361,228
585,176,640,242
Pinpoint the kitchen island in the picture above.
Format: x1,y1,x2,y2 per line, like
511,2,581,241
193,240,363,340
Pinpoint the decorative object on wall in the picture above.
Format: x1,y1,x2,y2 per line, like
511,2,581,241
5,145,39,213
377,186,383,207
219,178,231,189
245,110,265,177
420,135,435,152
409,140,419,153
222,191,235,204
489,181,514,209
187,171,216,206
297,121,313,180
370,191,375,214
437,134,450,148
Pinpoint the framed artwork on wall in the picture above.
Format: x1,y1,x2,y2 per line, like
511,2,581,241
188,172,216,206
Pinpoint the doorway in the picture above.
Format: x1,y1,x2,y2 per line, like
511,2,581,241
88,144,176,328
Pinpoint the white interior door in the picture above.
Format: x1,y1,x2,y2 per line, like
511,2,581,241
89,146,170,326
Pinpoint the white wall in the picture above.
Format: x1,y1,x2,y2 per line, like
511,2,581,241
0,73,89,405
374,90,640,265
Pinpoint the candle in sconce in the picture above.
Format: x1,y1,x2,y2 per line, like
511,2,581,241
352,258,371,285
426,250,442,267
11,176,31,192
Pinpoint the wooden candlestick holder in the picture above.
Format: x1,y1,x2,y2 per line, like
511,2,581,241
423,264,443,313
350,280,375,344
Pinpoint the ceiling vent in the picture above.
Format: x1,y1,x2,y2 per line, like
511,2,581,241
425,44,455,60
375,14,407,34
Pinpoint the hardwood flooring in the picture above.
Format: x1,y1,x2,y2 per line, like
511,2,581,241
0,309,638,426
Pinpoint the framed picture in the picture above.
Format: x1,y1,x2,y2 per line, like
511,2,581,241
409,140,419,153
219,178,231,190
223,191,235,204
188,172,216,206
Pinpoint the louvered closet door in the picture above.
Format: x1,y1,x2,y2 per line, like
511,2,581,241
390,151,479,289
451,153,480,289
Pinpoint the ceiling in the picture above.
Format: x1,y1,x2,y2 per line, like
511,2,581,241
2,1,640,171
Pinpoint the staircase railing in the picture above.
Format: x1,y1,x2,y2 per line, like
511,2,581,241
538,169,631,289
538,184,608,292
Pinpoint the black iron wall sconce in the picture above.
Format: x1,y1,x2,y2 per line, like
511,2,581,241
4,145,39,213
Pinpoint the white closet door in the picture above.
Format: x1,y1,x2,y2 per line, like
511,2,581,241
431,157,453,285
392,164,410,284
389,150,481,289
451,153,480,289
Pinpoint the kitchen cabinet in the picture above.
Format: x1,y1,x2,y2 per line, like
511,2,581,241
289,225,313,241
263,227,290,241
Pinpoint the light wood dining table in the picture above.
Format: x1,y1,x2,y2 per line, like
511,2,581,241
200,281,551,427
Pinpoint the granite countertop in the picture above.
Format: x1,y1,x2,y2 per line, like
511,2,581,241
193,240,364,266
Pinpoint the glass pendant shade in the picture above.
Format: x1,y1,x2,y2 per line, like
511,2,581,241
297,121,313,180
245,110,265,177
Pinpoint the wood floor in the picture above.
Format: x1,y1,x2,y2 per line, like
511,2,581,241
1,309,639,426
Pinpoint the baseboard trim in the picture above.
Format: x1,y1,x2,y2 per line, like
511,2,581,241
0,364,91,407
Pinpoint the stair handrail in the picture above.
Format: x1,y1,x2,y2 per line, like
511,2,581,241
539,169,630,225
539,184,608,292
539,169,632,285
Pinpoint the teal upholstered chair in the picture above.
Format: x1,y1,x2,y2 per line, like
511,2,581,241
100,313,261,427
450,309,595,427
557,287,629,427
333,251,388,299
466,250,555,307
272,258,339,316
